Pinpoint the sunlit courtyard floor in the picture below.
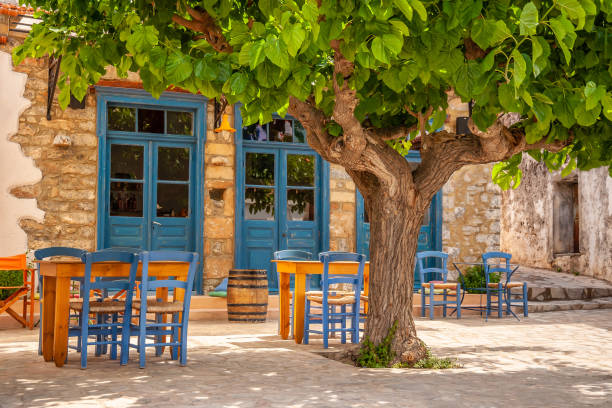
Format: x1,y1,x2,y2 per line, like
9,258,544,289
1,309,611,407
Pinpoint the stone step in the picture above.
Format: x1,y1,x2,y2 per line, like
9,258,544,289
527,297,612,313
528,287,612,302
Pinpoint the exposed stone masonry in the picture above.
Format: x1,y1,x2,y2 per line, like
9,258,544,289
329,164,355,252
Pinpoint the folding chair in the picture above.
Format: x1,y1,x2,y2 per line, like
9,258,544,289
0,254,35,329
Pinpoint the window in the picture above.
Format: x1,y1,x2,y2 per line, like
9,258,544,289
242,118,306,143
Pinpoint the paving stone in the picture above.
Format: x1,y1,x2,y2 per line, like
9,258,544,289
1,310,612,407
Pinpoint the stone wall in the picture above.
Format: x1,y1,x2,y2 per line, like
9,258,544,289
2,41,99,252
501,158,612,282
202,104,235,292
329,164,356,252
0,49,43,256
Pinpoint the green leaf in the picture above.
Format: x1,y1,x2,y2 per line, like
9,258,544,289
381,69,404,93
498,83,522,112
371,37,390,64
531,36,550,77
550,16,575,64
555,0,586,29
512,50,527,87
165,52,193,84
281,24,306,57
409,0,427,21
574,103,601,126
58,84,70,110
394,0,413,21
602,93,612,121
519,2,539,36
522,90,534,107
382,34,403,55
229,72,248,94
238,43,252,66
149,47,167,80
561,157,577,177
471,19,512,50
194,57,217,81
532,99,553,124
553,94,579,128
480,48,497,72
265,36,290,70
584,82,606,110
249,40,266,70
126,25,158,54
533,93,554,105
302,0,319,23
389,20,410,36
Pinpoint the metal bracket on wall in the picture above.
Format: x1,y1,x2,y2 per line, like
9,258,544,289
46,55,61,120
213,96,228,129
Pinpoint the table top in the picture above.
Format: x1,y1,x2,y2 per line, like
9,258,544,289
38,260,190,278
271,260,370,264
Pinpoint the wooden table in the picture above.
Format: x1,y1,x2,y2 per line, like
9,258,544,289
39,260,190,367
271,260,369,344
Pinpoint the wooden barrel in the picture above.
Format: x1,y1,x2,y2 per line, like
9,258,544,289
227,269,268,323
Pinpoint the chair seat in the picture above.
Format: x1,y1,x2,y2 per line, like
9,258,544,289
307,294,356,305
487,282,524,288
421,282,459,290
70,300,126,313
133,300,184,313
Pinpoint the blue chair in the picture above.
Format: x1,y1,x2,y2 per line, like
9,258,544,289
128,250,199,368
70,250,138,369
34,247,87,356
273,250,312,336
482,252,527,320
303,252,365,348
416,251,461,320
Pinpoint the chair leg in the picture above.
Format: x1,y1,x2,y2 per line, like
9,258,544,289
179,320,189,366
120,312,131,366
110,313,118,360
352,303,359,344
138,314,147,369
155,313,163,357
303,300,310,345
443,290,447,317
38,275,43,355
421,288,425,317
429,288,434,320
456,284,461,319
340,305,346,344
497,283,503,318
171,312,179,361
486,291,491,319
80,320,89,369
95,314,103,356
322,303,329,349
523,283,529,317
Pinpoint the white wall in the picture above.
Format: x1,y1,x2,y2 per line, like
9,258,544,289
0,51,44,256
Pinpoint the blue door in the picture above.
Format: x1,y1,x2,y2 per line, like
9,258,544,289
96,89,206,291
355,153,442,289
236,115,328,291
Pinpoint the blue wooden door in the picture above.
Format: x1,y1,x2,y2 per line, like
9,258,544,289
237,117,323,291
101,103,199,252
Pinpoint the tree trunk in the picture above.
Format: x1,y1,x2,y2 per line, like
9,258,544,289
361,181,428,365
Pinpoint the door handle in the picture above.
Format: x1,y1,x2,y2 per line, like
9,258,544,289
282,233,287,237
153,221,162,226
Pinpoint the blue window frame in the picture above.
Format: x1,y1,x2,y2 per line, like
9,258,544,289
95,87,207,293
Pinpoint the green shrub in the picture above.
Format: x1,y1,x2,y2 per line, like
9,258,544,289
0,270,24,300
401,346,461,369
356,321,397,368
462,265,500,294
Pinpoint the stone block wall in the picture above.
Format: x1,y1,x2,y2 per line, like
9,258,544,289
2,42,99,252
329,164,356,252
202,104,235,292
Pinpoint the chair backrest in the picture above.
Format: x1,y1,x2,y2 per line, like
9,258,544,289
482,251,512,284
0,254,27,270
318,251,365,301
416,251,449,284
273,250,312,261
81,251,139,308
34,247,86,261
138,251,199,313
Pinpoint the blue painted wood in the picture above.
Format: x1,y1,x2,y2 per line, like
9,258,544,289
127,250,199,367
482,251,527,319
74,250,139,368
96,88,207,293
234,105,329,292
303,251,365,348
416,251,461,320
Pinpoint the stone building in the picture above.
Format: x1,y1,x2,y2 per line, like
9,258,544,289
0,2,501,293
501,157,612,282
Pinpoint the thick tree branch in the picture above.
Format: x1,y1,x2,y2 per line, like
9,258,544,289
404,106,433,149
369,125,418,141
172,7,232,53
288,96,334,160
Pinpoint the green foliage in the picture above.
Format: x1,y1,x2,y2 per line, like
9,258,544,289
0,270,23,300
12,0,612,186
462,264,500,293
409,346,461,369
357,320,397,368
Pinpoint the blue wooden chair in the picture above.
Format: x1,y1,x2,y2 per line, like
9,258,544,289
69,250,138,369
303,252,365,348
482,252,527,320
34,247,87,356
127,250,199,368
273,250,312,336
416,251,461,320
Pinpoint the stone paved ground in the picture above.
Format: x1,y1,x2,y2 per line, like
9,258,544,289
1,310,611,408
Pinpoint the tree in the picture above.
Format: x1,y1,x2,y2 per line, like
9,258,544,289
14,0,612,364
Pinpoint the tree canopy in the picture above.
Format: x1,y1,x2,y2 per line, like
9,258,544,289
14,0,612,187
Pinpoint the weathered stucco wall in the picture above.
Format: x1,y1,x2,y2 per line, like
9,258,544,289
501,157,612,282
329,164,356,252
2,42,99,252
0,49,44,256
